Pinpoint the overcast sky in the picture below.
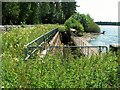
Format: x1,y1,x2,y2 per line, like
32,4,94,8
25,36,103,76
76,0,119,22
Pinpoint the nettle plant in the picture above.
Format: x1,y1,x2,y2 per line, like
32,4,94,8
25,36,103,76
2,24,119,88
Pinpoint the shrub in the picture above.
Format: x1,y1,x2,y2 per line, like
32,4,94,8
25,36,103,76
71,13,100,33
87,22,100,33
2,24,60,59
2,24,118,88
2,51,118,88
64,17,84,34
58,25,66,32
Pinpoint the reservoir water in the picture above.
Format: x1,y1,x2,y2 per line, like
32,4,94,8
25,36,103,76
89,25,119,48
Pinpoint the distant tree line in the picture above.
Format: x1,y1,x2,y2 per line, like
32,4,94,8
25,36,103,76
2,2,76,25
95,22,120,26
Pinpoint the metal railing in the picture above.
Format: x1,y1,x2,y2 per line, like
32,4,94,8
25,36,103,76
70,31,108,56
24,29,108,60
24,45,108,60
24,28,58,60
49,46,108,55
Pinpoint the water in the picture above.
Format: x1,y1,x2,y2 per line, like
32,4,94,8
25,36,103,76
89,25,119,48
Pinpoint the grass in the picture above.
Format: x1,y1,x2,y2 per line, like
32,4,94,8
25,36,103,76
1,24,119,88
2,24,61,59
2,51,119,88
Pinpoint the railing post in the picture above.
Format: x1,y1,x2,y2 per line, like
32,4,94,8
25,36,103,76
106,46,108,52
102,46,107,53
88,47,89,56
99,46,102,54
24,45,28,61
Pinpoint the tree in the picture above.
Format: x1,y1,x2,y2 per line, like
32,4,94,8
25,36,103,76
87,22,100,33
71,13,100,32
19,2,31,24
72,13,89,31
66,13,100,33
40,2,50,24
2,2,20,25
61,1,76,23
2,2,77,25
65,17,84,34
54,2,63,24
48,2,56,23
27,2,40,24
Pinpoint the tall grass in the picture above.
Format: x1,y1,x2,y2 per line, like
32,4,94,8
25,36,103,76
1,24,119,88
2,24,60,59
2,51,118,88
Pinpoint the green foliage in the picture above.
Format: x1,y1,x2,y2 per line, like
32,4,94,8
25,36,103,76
61,1,76,23
96,21,120,26
64,17,84,33
87,22,100,33
2,50,118,88
71,13,100,33
58,25,67,32
2,24,118,88
2,2,20,24
27,2,40,24
19,2,31,24
2,2,77,25
2,24,60,58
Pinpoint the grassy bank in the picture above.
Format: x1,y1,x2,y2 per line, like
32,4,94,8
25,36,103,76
2,24,61,59
1,24,119,88
2,51,119,88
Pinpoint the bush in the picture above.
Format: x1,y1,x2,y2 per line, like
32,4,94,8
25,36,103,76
58,25,66,32
71,13,100,33
2,51,118,88
64,17,84,34
2,24,60,59
87,22,100,33
2,24,118,88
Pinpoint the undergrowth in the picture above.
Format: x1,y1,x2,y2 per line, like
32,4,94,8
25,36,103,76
1,24,119,88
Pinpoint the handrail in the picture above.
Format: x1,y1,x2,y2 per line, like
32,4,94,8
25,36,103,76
28,45,108,49
79,37,98,55
24,28,58,60
70,31,108,56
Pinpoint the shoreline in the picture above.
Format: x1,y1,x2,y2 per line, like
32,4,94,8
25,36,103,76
80,32,99,42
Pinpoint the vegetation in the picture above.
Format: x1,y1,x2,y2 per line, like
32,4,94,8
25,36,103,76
96,21,120,26
2,1,118,89
65,13,100,33
2,24,61,58
87,22,100,33
64,17,84,34
2,25,119,88
2,2,76,25
2,51,119,88
72,13,93,31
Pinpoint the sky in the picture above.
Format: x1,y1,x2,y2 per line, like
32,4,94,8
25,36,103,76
76,0,119,22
